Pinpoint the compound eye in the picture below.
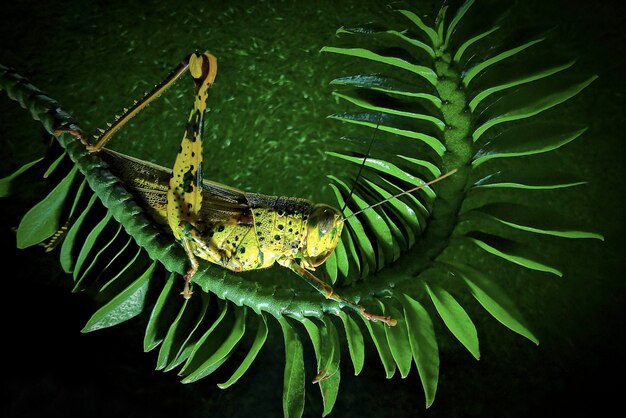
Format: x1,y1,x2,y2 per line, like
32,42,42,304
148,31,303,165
319,210,334,234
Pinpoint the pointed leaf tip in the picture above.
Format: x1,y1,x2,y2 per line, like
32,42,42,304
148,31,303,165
82,261,156,332
425,283,480,360
17,166,78,248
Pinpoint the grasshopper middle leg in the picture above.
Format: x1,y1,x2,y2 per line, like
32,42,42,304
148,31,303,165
281,257,397,326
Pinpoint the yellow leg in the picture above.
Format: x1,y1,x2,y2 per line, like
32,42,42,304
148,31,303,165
166,52,217,240
166,52,218,298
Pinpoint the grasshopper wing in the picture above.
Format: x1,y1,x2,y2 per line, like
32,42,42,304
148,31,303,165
100,148,252,226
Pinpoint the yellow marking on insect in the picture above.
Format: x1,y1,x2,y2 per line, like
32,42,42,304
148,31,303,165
54,51,458,326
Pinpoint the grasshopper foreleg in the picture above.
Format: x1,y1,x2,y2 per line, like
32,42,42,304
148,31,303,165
281,258,397,326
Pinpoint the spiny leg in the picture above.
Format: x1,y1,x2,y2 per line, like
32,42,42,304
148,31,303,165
53,52,196,152
282,257,397,326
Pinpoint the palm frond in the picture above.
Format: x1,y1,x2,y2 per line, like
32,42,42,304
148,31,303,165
319,0,601,407
0,1,603,415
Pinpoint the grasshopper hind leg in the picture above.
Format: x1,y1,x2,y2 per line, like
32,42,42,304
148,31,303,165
52,52,201,153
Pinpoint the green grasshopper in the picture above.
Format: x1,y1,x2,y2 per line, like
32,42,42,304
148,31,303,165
56,51,455,327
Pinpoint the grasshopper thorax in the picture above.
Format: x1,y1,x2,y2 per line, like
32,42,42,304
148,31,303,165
302,203,344,269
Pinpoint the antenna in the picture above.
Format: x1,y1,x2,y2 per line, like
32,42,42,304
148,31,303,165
343,168,458,221
340,112,383,213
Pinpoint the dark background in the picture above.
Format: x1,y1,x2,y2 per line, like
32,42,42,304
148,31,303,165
1,0,624,417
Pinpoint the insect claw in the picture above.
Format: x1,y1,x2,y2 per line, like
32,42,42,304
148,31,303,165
85,144,101,153
361,308,397,327
312,368,330,384
181,285,193,299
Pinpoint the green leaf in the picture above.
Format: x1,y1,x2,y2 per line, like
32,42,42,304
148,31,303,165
334,238,349,280
444,0,475,49
472,76,597,141
0,156,43,197
368,198,406,252
319,316,341,416
472,123,586,167
469,61,575,111
425,283,480,360
337,26,436,57
463,203,604,240
329,74,441,107
453,26,500,63
398,294,439,407
330,176,396,262
435,5,447,42
332,92,445,130
444,262,539,345
60,193,98,273
67,179,87,219
178,301,229,376
74,223,124,289
465,232,563,276
181,306,246,383
16,165,78,248
377,175,429,225
327,113,446,156
339,220,360,280
396,9,439,47
302,318,323,366
380,301,412,378
43,151,66,178
144,273,178,352
361,314,396,378
327,153,437,201
361,178,419,246
95,245,142,294
302,317,341,416
329,181,376,273
157,299,201,370
72,211,113,282
325,250,338,284
166,293,212,371
463,38,545,86
320,47,438,86
280,319,306,418
472,170,587,190
320,363,340,417
397,155,442,178
218,314,268,389
338,311,364,375
81,261,156,332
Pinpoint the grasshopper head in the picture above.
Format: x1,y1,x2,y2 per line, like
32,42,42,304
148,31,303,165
302,204,344,269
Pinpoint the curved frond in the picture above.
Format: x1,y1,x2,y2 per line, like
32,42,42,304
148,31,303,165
1,1,601,415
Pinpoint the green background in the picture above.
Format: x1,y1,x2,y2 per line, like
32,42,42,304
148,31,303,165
0,0,624,416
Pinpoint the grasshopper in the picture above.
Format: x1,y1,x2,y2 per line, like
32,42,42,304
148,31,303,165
56,51,455,327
